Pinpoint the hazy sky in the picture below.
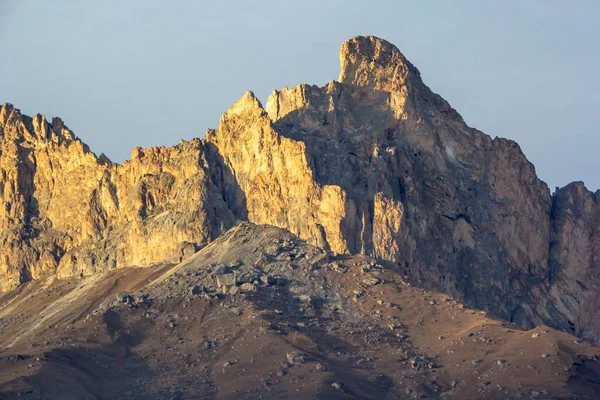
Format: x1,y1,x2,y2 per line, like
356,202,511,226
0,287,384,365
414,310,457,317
1,1,599,190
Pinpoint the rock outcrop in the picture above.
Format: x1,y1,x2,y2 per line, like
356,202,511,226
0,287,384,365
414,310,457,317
0,105,240,291
548,183,600,341
1,36,598,344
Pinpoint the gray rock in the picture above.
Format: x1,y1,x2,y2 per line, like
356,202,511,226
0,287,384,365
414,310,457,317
189,285,203,296
216,273,237,288
362,276,381,286
286,351,306,365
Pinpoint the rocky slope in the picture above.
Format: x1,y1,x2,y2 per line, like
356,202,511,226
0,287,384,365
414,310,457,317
1,222,599,399
1,36,599,346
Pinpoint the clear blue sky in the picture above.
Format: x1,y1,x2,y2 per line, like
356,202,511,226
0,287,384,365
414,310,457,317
1,0,598,190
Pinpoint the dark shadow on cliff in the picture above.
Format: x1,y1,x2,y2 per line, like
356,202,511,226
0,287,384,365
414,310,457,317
269,84,402,257
0,311,154,400
267,81,553,339
202,141,249,237
239,258,442,399
567,355,600,399
13,132,41,287
245,287,400,399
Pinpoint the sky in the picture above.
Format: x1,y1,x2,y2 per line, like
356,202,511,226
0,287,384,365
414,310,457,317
0,0,598,190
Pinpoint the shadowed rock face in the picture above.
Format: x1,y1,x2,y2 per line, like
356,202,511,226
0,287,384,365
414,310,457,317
0,35,598,343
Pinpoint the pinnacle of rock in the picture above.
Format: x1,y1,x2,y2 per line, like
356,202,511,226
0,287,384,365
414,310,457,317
339,35,421,91
227,90,265,115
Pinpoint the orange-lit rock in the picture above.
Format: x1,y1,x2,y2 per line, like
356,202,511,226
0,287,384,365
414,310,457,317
1,36,598,344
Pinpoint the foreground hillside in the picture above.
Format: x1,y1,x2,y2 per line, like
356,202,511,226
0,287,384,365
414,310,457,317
0,223,598,399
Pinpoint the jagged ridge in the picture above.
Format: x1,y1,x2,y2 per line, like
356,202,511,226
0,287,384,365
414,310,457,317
1,36,599,345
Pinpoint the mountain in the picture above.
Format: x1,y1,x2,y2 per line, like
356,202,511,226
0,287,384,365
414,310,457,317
0,34,599,353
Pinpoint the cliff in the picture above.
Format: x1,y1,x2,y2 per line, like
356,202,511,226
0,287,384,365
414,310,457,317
1,36,598,343
0,105,239,291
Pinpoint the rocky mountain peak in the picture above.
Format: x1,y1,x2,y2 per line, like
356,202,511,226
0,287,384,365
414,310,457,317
338,35,428,120
216,90,269,136
339,35,463,122
226,90,265,115
0,36,599,348
0,103,81,149
339,35,421,90
0,103,19,131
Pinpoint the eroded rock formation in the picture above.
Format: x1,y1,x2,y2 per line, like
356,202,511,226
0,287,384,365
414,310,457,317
0,105,239,291
1,36,598,343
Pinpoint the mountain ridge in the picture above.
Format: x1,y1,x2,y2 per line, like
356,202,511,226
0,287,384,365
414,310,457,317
1,36,599,347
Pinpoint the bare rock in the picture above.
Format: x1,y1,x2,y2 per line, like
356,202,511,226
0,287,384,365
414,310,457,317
0,36,599,345
216,273,237,288
239,283,256,292
363,276,381,287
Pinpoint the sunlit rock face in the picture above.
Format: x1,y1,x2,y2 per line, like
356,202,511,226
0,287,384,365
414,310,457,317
1,36,598,343
0,104,238,291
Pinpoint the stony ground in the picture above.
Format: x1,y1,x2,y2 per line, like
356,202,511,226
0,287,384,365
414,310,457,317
0,223,599,399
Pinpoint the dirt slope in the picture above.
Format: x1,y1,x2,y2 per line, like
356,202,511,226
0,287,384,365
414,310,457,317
0,223,598,399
